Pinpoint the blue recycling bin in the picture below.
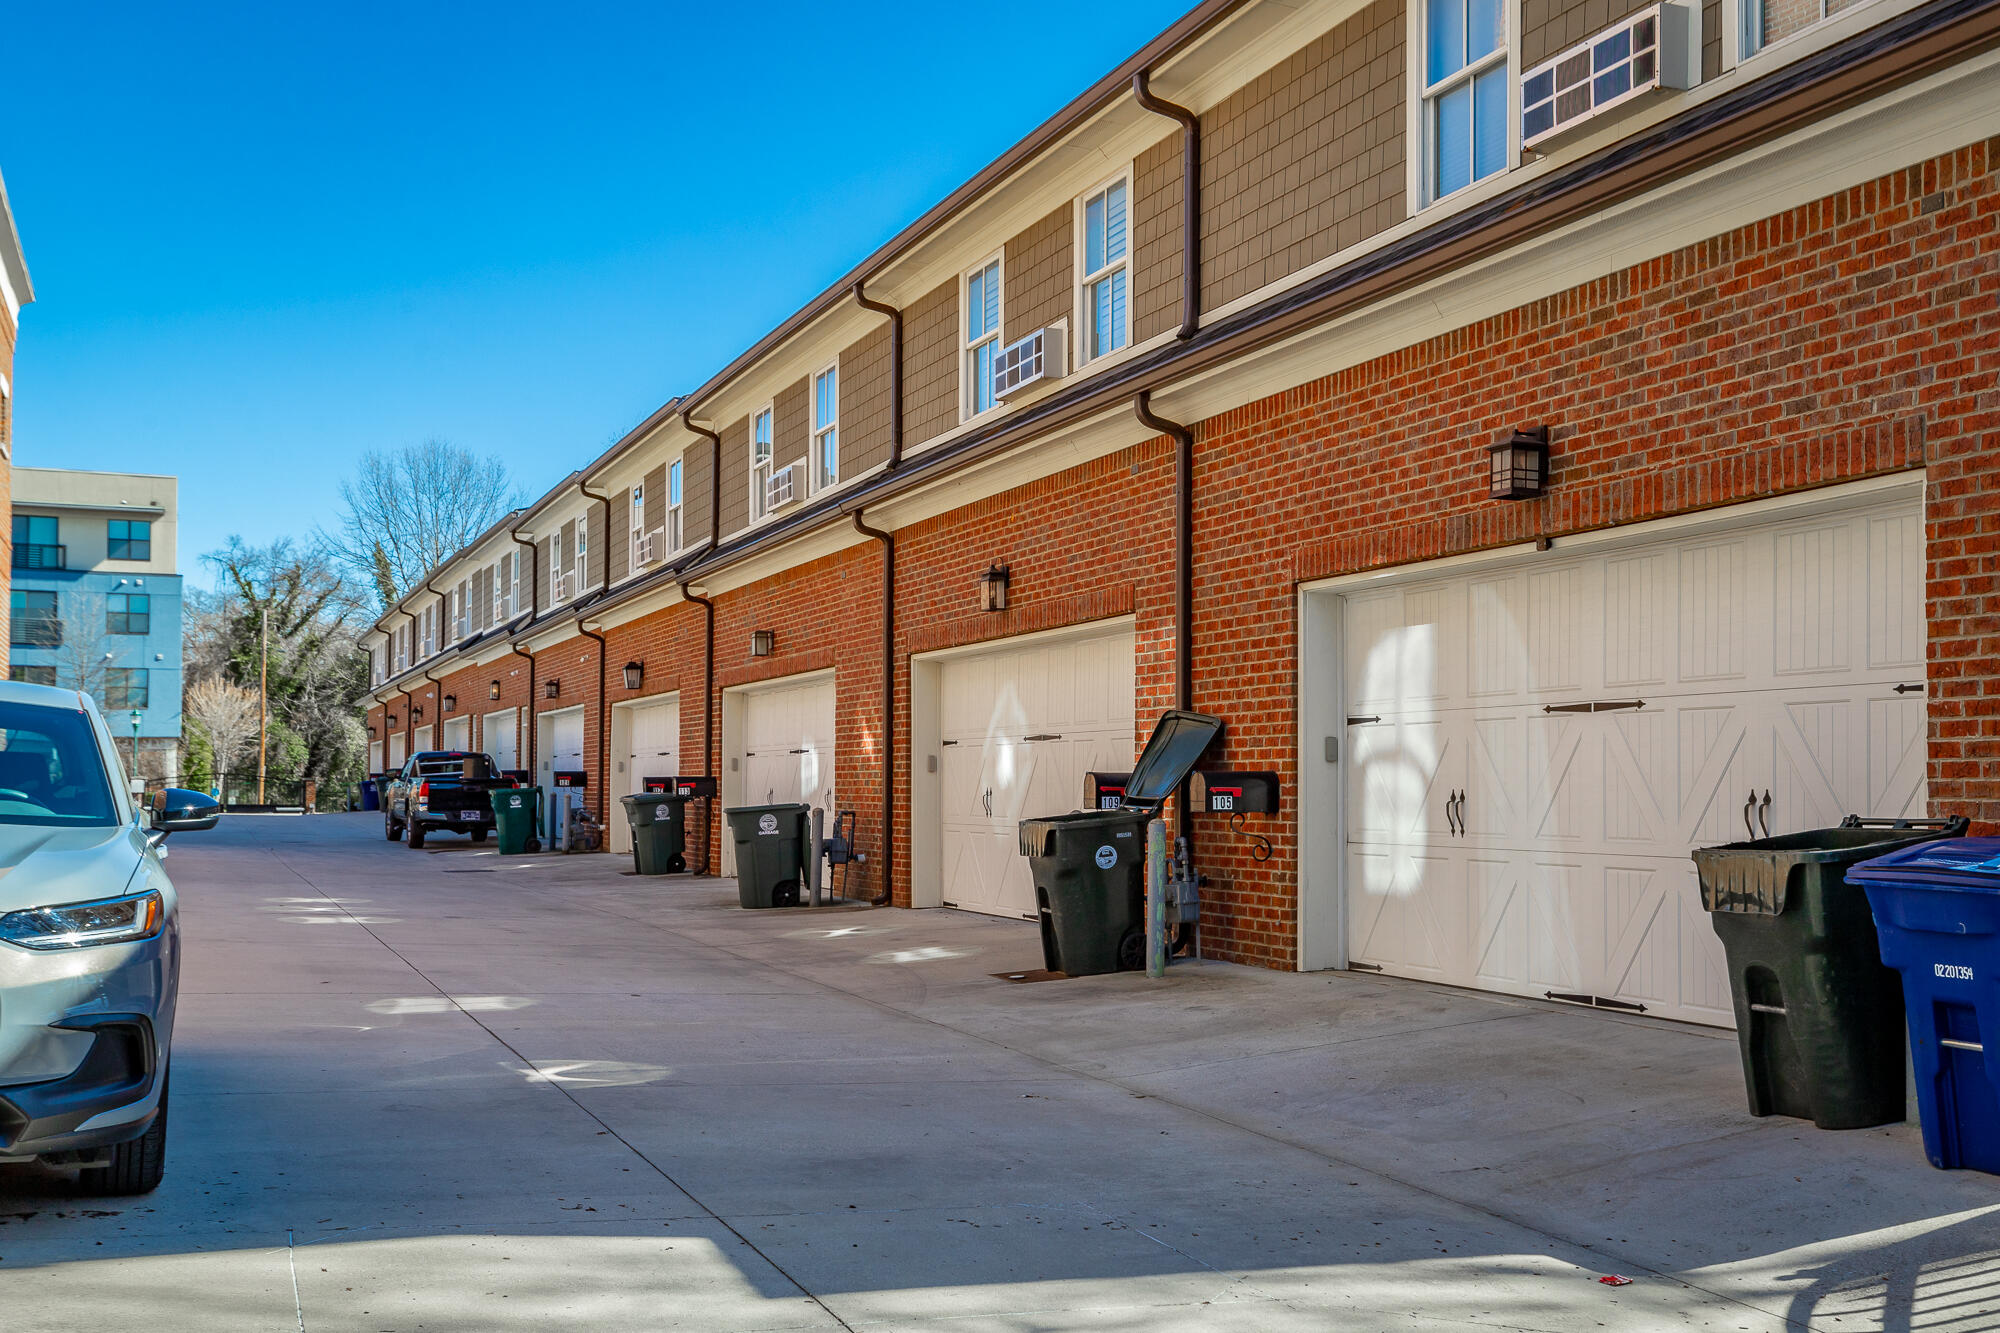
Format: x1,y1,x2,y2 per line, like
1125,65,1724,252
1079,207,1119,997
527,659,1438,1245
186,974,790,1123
1849,837,2000,1174
360,778,380,811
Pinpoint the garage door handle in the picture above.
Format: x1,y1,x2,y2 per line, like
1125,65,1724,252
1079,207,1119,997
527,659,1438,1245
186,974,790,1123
1895,683,1924,694
1023,733,1062,742
1759,790,1772,838
1744,791,1757,839
789,748,811,754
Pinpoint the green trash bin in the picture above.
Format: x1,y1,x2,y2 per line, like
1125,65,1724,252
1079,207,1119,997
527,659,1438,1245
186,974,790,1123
1018,709,1224,977
490,786,542,856
724,803,809,908
622,793,688,875
1693,815,1968,1129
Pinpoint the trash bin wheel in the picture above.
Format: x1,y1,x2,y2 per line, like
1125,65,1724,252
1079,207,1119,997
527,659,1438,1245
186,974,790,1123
772,881,801,908
666,854,686,874
525,837,542,853
1116,927,1146,972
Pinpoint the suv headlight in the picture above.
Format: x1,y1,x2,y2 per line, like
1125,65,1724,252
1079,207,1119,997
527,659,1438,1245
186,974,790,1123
0,890,165,951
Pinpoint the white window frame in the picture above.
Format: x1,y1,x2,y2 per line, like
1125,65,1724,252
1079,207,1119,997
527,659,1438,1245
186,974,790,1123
666,459,683,553
811,362,839,493
420,605,434,659
550,535,565,605
750,404,775,521
454,580,469,640
629,483,647,570
1409,0,1520,211
1074,171,1133,365
575,518,590,590
961,254,1004,421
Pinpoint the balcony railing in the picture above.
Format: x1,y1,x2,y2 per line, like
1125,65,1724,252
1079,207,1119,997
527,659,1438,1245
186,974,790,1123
13,544,65,571
10,617,62,648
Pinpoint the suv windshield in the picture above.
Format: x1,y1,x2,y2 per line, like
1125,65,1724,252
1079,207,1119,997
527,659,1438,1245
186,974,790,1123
0,700,118,827
414,753,498,780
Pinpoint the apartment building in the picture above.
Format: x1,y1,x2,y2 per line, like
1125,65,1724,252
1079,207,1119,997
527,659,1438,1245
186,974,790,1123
11,469,184,781
365,0,2000,1024
0,168,33,671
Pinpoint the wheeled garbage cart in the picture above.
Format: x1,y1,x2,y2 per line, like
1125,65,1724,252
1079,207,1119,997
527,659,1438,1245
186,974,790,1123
621,793,689,875
725,803,810,907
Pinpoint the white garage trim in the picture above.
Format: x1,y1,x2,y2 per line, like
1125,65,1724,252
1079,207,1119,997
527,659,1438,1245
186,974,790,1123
441,716,471,751
909,616,1137,914
482,707,519,773
1299,473,1926,1009
610,693,680,856
720,669,836,877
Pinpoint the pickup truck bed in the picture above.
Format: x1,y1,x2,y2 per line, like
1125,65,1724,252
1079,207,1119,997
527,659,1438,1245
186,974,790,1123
384,751,515,849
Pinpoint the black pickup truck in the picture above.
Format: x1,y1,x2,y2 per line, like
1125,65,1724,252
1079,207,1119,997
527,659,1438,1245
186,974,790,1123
384,751,516,848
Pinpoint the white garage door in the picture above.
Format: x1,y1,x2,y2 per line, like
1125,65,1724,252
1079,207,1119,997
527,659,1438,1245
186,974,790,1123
442,716,470,751
543,709,585,778
369,740,384,775
412,725,433,755
940,626,1135,919
388,733,407,770
483,708,518,772
1342,497,1926,1026
739,676,835,810
615,699,680,854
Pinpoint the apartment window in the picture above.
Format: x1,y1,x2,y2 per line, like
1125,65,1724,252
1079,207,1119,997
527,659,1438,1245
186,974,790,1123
10,591,58,648
750,406,775,520
420,603,434,657
666,461,683,553
12,515,62,570
550,538,564,604
629,484,647,568
9,665,55,686
490,554,510,621
105,668,149,710
107,593,150,636
454,580,470,640
1079,179,1130,362
1423,0,1508,202
107,519,152,561
393,625,406,673
1745,0,1857,53
964,259,1003,417
575,521,589,589
812,366,839,491
372,646,384,686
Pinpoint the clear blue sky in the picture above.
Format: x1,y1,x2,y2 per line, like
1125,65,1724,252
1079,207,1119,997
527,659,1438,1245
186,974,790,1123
5,1,1190,591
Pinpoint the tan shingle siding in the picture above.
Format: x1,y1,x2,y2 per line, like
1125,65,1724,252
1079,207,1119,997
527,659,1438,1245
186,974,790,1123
1198,0,1408,311
904,278,959,448
1004,204,1073,344
842,324,894,475
774,378,809,476
643,463,668,544
717,416,749,535
1132,133,1185,343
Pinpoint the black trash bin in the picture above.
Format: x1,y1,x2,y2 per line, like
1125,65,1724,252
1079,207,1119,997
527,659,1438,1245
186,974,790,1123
725,803,809,907
1693,815,1967,1129
622,793,689,875
1018,710,1222,977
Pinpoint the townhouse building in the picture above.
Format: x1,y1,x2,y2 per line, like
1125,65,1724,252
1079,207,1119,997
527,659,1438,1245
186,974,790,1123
0,169,33,669
10,468,185,781
366,0,2000,1025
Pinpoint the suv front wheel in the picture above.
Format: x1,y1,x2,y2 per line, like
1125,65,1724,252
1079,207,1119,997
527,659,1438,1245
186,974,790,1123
75,1073,168,1197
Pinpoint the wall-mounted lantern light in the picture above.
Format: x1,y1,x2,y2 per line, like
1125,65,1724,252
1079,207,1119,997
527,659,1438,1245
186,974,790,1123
442,694,456,713
367,724,377,737
387,714,399,728
489,680,501,700
545,679,561,699
979,563,1011,613
411,704,424,718
1487,426,1551,500
750,629,775,658
623,660,644,690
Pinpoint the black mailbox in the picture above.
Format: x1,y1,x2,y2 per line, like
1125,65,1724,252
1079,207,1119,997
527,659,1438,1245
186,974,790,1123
669,774,718,799
1081,771,1132,811
1192,770,1279,814
552,770,587,789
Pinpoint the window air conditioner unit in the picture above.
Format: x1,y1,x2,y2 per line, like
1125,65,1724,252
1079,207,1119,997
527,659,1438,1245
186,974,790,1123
553,572,575,603
765,465,797,511
993,323,1067,399
1521,2,1693,151
635,530,656,565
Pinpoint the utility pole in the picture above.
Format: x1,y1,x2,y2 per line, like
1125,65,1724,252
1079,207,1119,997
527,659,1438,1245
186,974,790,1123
257,606,269,804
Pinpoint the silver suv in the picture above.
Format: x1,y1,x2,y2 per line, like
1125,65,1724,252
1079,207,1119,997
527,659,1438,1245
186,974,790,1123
0,681,218,1194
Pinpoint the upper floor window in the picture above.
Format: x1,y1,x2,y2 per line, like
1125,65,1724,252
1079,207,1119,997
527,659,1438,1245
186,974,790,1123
105,668,149,711
1745,0,1850,53
490,553,513,622
12,515,62,571
393,624,407,673
575,520,589,588
108,520,152,561
666,461,683,553
419,603,435,657
750,406,775,521
10,590,58,648
453,580,470,640
1079,179,1130,362
812,365,839,492
1423,0,1508,203
629,484,648,568
964,258,1002,418
107,593,150,636
372,646,385,685
550,537,565,604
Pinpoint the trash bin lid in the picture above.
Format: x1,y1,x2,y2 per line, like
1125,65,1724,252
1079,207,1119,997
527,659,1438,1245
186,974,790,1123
1850,837,2000,891
1119,710,1224,809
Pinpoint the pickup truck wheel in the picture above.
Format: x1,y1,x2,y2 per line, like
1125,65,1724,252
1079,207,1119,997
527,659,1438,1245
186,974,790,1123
75,1072,168,1197
470,829,488,843
385,812,401,841
408,821,427,849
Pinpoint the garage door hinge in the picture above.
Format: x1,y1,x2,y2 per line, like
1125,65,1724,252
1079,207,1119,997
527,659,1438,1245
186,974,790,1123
1347,961,1384,972
1024,733,1062,742
1346,715,1381,726
1544,991,1647,1013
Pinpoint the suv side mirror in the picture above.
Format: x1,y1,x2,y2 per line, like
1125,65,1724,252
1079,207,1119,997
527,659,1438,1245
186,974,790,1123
150,787,222,834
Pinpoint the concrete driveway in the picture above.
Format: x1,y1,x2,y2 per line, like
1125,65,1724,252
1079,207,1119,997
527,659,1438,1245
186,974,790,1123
1,812,1994,1331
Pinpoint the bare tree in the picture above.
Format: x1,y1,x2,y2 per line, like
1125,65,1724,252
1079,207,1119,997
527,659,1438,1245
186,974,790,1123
322,439,519,610
185,678,260,783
